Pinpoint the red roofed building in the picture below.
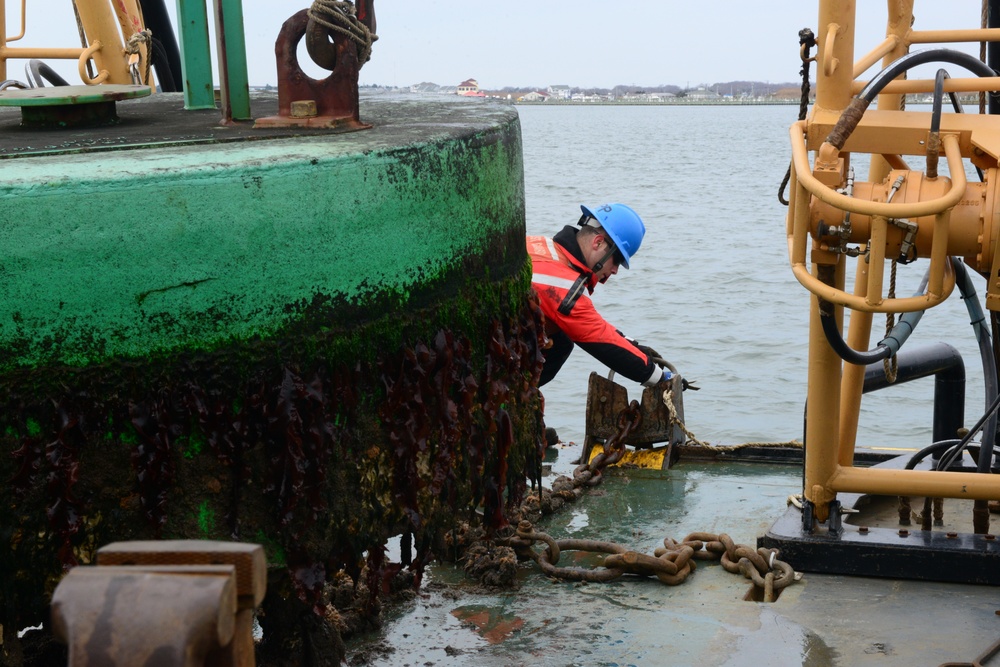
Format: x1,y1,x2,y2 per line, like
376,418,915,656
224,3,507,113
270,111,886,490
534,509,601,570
457,79,479,95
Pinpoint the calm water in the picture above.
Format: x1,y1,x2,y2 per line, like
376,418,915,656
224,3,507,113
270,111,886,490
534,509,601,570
518,104,987,450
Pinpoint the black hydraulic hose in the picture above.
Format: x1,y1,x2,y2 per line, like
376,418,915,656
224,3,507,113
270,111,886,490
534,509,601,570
957,260,999,471
858,49,999,102
934,260,1000,472
26,60,69,87
930,69,964,134
906,438,961,470
826,49,1000,152
927,69,949,177
905,260,1000,471
928,68,985,182
140,0,183,93
820,310,890,364
930,68,947,131
819,272,929,366
150,38,178,92
933,390,1000,471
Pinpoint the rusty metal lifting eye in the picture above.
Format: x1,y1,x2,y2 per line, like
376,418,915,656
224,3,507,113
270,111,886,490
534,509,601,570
305,20,338,71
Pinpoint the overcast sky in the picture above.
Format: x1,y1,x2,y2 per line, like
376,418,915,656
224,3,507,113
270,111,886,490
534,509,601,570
7,2,987,89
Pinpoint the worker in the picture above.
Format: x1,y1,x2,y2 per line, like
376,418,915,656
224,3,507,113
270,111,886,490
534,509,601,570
527,202,681,390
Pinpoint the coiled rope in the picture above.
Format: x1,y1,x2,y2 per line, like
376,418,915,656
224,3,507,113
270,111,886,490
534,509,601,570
308,0,378,67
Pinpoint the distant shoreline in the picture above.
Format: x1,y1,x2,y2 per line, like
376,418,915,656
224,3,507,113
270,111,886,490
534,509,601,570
512,99,800,106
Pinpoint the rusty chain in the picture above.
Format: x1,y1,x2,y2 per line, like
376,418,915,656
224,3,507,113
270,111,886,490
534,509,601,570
505,404,800,600
938,631,1000,666
572,400,642,487
501,522,799,601
516,403,641,518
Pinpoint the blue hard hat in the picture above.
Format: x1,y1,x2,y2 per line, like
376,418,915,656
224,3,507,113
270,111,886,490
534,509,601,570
580,203,645,269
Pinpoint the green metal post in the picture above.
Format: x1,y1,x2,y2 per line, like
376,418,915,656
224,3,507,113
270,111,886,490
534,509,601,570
175,0,215,109
212,0,251,121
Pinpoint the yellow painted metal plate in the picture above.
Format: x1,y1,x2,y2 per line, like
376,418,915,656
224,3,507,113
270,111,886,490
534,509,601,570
587,443,671,470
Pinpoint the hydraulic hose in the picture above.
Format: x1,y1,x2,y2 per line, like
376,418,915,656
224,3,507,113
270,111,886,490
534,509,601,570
936,260,998,472
826,49,999,153
906,438,961,470
930,69,964,133
819,272,929,366
927,69,985,182
923,390,1000,472
927,69,957,178
905,259,999,472
150,39,178,93
858,49,998,102
26,60,69,88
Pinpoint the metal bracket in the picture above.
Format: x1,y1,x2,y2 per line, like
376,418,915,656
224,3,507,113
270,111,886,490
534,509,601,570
801,498,816,533
827,499,843,536
254,8,371,131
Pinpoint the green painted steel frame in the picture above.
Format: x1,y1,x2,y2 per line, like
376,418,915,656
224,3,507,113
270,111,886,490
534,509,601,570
175,0,214,109
212,0,250,121
175,0,250,119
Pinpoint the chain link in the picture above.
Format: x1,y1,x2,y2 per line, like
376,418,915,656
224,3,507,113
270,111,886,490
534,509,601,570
492,403,801,600
503,523,799,600
574,400,642,486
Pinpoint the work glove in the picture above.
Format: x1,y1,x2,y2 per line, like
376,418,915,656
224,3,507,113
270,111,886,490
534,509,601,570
659,370,700,391
638,344,666,367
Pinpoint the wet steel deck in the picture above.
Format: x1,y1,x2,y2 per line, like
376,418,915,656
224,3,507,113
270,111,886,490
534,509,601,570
345,444,1000,666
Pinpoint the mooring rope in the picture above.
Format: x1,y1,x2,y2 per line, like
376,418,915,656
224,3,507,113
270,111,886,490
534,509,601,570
662,387,712,447
308,0,378,67
660,387,803,450
124,29,153,86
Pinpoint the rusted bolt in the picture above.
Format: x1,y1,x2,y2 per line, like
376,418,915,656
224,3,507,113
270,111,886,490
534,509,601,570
898,529,909,537
858,526,869,534
946,532,958,539
986,534,996,541
290,100,318,118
